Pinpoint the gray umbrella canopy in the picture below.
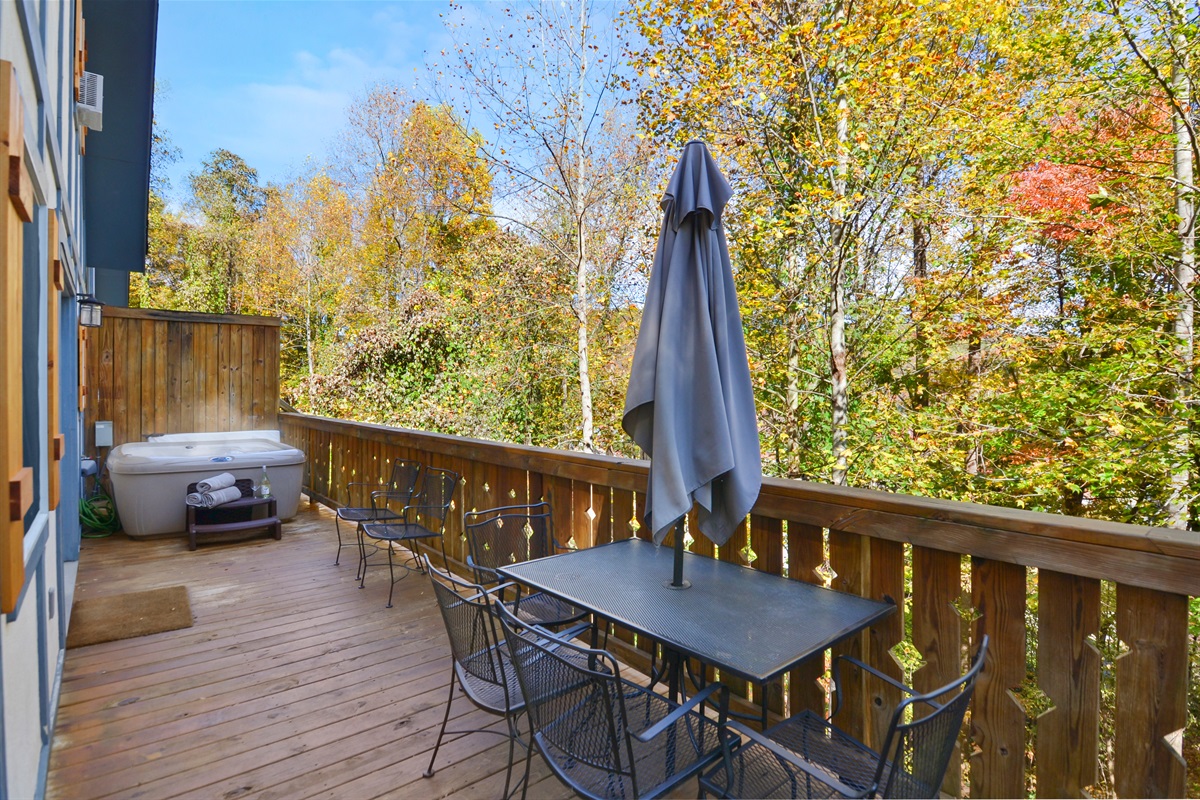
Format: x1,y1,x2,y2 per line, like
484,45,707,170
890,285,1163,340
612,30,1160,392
623,141,762,548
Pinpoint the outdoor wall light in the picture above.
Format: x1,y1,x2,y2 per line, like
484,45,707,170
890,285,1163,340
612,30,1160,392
78,294,103,328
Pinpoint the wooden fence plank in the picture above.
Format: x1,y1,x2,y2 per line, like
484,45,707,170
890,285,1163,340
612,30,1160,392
166,321,181,436
137,319,154,440
204,321,219,431
121,318,138,445
239,322,253,430
95,316,114,453
153,318,168,436
218,324,232,432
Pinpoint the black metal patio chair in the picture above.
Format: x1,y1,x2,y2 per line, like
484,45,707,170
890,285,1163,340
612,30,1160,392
421,557,526,799
423,556,592,799
358,466,458,607
494,600,734,800
333,459,420,571
464,502,589,629
699,636,989,799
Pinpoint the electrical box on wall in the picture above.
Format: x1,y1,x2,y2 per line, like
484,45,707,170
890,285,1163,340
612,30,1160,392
95,421,113,448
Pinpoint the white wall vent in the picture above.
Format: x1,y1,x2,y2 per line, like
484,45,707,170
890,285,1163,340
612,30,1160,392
76,71,103,131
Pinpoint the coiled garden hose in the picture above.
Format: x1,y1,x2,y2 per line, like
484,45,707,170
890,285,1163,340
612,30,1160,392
80,492,119,537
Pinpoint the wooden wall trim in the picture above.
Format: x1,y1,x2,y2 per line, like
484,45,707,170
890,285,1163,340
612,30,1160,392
47,209,60,510
0,61,26,613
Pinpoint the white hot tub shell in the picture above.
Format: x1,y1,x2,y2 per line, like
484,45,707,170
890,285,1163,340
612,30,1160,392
106,438,306,538
148,430,282,443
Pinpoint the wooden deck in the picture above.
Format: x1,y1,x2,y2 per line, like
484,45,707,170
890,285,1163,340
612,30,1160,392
47,502,583,800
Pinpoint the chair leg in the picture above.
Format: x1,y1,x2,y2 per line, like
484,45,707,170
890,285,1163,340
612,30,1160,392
503,721,516,800
386,543,397,608
355,532,364,587
424,671,457,778
519,724,535,800
357,525,371,586
334,517,343,565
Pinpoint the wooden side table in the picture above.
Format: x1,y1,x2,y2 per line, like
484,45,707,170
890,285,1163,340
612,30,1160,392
187,496,281,551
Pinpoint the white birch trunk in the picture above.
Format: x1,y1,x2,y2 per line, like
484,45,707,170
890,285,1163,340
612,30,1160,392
1166,0,1194,528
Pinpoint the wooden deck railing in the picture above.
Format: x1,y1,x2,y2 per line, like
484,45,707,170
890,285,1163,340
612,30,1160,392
280,412,1198,798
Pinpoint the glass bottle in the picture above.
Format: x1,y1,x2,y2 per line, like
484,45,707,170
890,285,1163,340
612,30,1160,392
259,465,272,499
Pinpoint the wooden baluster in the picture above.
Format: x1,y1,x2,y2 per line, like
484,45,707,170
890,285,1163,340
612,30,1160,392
911,545,964,796
829,528,869,740
716,518,751,704
750,514,785,716
1115,583,1188,798
866,538,904,750
788,520,826,718
1036,570,1100,799
970,557,1027,799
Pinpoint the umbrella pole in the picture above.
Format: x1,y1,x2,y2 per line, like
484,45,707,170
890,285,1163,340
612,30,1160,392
668,518,691,589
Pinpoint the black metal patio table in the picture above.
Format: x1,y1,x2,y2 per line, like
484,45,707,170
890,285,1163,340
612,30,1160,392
497,537,895,727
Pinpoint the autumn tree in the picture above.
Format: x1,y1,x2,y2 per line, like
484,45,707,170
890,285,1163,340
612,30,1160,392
133,141,263,314
337,87,494,322
243,169,355,405
188,149,265,314
437,0,654,453
627,0,1035,485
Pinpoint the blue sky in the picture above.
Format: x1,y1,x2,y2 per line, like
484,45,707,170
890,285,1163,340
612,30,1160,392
154,0,457,200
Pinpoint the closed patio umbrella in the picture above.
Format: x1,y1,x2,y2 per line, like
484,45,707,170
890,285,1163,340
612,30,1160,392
623,140,762,588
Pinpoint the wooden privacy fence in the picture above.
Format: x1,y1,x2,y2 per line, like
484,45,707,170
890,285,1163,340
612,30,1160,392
84,307,281,452
281,412,1198,799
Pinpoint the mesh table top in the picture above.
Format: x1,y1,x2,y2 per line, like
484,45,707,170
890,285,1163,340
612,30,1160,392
498,538,894,684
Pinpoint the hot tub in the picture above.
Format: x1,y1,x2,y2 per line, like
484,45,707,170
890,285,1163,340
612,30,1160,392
106,438,305,539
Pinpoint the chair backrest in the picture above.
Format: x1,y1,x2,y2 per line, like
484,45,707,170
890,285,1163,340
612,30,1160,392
494,602,640,797
386,460,421,501
463,502,556,587
409,467,460,532
344,460,421,507
876,636,990,798
424,557,511,697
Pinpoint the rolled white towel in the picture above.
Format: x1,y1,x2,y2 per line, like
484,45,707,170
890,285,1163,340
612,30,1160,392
196,472,237,493
186,492,206,507
204,486,244,508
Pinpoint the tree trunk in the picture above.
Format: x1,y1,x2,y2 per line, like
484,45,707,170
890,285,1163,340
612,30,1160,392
965,330,984,476
1166,0,1194,529
574,0,595,453
911,218,929,408
829,6,851,486
784,247,803,475
305,276,316,408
